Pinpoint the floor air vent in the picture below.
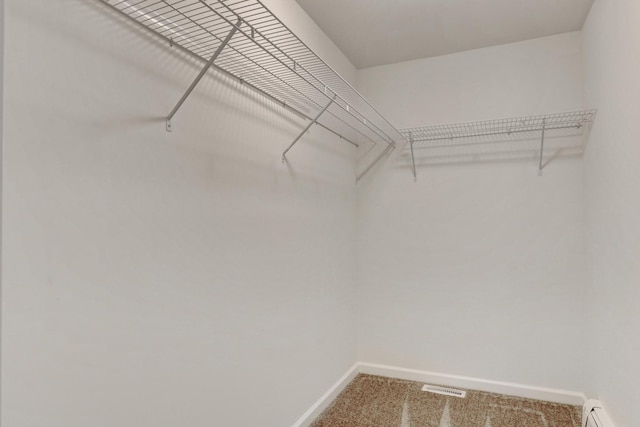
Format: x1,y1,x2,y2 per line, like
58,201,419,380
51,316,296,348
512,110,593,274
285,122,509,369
421,384,467,398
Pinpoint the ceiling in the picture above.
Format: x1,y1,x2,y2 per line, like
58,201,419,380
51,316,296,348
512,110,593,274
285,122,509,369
295,0,595,69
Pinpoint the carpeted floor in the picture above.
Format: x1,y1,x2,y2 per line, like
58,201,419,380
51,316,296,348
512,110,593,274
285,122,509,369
310,374,582,427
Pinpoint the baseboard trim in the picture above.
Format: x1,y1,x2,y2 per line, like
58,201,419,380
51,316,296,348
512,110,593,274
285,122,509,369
291,363,360,427
359,362,587,406
292,362,587,426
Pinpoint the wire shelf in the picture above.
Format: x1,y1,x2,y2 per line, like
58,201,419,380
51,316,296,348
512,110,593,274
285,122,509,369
400,110,597,179
402,110,596,147
98,0,404,181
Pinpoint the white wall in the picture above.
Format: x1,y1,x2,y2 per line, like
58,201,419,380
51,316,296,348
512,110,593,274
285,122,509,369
582,1,640,425
356,32,584,128
0,0,3,413
5,0,639,424
261,0,356,83
356,33,588,391
0,1,358,426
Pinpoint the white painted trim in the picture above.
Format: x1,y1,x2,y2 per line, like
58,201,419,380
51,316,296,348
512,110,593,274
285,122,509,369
292,362,587,426
358,362,587,406
583,400,616,427
291,363,360,427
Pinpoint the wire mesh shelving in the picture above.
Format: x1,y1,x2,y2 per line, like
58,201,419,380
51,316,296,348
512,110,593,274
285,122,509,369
400,110,597,180
97,0,404,181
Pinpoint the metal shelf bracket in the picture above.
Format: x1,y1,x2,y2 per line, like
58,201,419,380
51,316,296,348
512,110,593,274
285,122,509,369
538,118,546,176
165,18,243,132
282,95,337,163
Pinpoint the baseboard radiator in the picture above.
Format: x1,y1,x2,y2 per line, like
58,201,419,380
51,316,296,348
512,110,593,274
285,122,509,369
583,400,614,427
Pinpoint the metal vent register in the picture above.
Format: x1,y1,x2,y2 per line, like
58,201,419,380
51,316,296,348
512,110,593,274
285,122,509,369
421,384,467,398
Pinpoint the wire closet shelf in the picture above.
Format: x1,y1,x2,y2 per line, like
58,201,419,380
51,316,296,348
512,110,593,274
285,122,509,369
401,109,597,180
99,0,404,181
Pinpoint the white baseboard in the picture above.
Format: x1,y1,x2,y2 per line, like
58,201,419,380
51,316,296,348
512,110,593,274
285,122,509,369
359,362,587,406
291,363,360,427
292,362,587,426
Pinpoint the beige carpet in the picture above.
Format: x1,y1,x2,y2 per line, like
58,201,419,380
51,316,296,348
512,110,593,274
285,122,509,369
310,374,581,427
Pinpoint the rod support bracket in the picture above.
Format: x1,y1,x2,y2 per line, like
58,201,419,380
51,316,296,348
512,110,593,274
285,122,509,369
409,133,417,182
166,119,173,132
538,118,547,176
282,95,336,160
165,18,241,128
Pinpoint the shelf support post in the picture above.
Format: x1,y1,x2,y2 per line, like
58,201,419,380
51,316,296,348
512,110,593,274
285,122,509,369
282,95,337,162
166,18,242,132
538,118,546,176
409,132,417,182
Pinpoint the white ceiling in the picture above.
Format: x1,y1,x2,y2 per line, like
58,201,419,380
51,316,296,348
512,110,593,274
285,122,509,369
295,0,595,69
